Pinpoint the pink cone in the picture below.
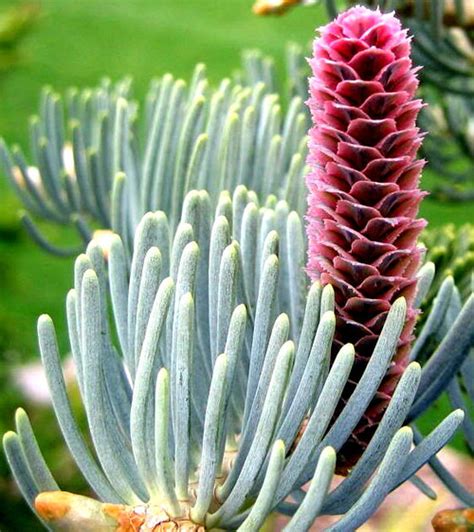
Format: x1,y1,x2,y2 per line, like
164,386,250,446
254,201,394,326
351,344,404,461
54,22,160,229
306,6,427,473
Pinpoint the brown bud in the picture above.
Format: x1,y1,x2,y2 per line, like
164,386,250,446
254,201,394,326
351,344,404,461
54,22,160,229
252,0,303,16
432,508,474,532
35,491,208,531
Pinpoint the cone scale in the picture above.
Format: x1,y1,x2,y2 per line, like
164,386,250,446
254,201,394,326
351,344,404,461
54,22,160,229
306,6,427,473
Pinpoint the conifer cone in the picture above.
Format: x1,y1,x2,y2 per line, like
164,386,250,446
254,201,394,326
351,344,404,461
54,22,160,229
306,6,427,473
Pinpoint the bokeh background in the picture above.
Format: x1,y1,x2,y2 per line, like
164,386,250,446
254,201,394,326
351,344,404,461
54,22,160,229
0,1,472,530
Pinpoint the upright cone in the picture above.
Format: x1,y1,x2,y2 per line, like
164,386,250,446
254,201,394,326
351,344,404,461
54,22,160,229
306,6,427,472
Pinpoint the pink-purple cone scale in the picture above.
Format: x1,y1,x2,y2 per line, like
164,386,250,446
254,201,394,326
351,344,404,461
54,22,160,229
306,6,427,473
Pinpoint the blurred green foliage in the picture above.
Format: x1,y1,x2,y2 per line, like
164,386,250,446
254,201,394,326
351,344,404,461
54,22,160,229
0,1,472,530
0,1,38,76
423,224,474,302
